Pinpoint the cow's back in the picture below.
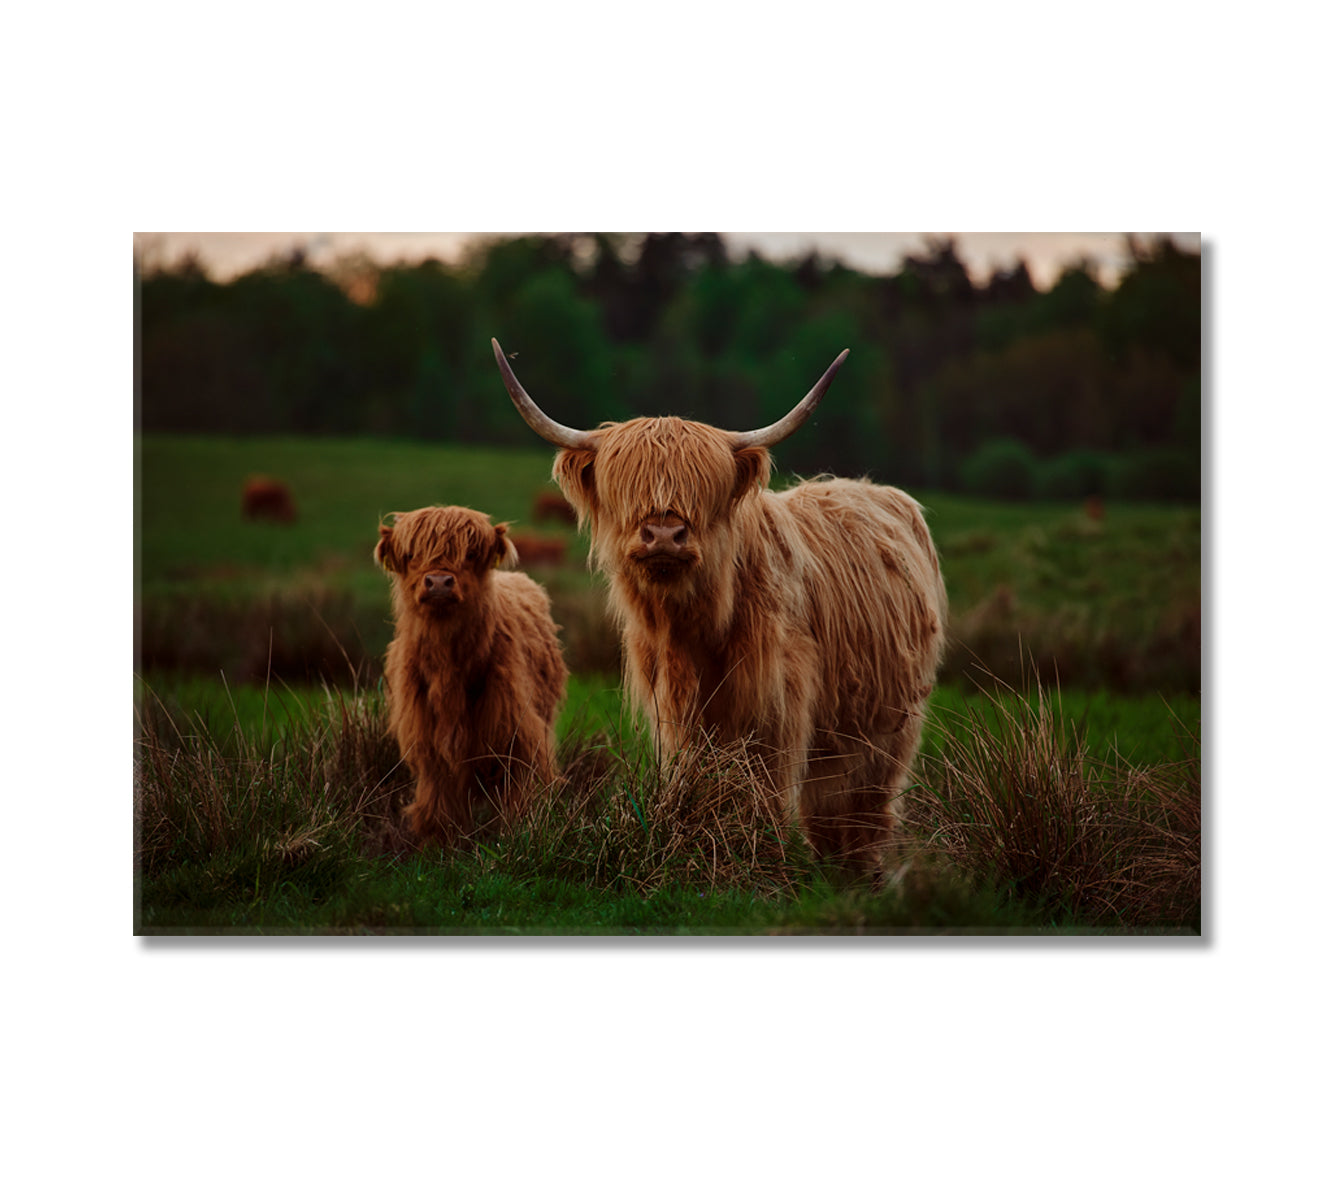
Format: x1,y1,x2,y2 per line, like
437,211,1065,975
765,477,947,734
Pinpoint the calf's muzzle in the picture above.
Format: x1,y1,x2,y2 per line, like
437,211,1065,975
420,572,458,606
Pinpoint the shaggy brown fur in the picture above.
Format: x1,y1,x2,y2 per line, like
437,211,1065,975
375,506,568,845
241,475,296,523
550,417,948,875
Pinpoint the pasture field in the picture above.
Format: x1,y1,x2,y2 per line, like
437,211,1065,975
134,434,1202,934
136,671,1197,781
137,434,1201,691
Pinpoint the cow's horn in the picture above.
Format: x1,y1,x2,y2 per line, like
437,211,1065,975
729,349,850,450
492,338,596,450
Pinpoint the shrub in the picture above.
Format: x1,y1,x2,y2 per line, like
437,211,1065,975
1034,448,1114,501
959,438,1038,500
1107,448,1200,502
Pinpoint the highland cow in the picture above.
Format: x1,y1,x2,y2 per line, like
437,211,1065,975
493,338,947,873
531,490,579,527
509,531,568,567
375,505,568,845
241,475,296,523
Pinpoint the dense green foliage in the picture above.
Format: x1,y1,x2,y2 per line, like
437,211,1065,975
137,233,1200,499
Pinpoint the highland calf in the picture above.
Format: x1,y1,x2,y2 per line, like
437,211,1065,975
375,505,568,845
493,338,947,874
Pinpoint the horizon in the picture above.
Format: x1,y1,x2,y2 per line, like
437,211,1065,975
133,230,1201,292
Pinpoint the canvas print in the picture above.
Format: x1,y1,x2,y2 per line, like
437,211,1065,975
133,231,1202,935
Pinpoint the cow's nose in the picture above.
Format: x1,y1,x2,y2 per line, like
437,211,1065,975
640,520,688,552
423,573,456,592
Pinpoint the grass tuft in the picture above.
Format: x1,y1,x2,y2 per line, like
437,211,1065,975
907,671,1200,929
134,679,414,888
481,729,815,900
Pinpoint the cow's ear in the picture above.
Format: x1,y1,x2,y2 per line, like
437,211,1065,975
553,448,596,526
731,446,771,506
374,520,400,572
493,523,519,570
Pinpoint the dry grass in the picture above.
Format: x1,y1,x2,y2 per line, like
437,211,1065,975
135,671,1199,930
907,675,1200,928
944,586,1201,693
489,729,814,898
135,681,810,900
136,585,382,685
134,682,414,879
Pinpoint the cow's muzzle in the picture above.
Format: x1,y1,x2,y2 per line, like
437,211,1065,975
639,519,689,554
633,520,694,581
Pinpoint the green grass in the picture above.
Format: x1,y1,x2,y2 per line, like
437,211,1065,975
138,434,571,588
923,494,1200,692
136,434,1200,690
134,434,1202,935
134,671,1200,935
925,683,1199,768
135,671,635,752
137,669,1198,774
137,435,1198,623
136,434,610,680
138,853,1072,935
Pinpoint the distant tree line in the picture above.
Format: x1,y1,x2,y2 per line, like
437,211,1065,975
136,232,1201,501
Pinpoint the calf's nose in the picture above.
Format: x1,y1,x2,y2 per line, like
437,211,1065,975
423,572,456,593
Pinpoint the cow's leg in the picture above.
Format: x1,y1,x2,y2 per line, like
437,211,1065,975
404,764,472,846
742,734,807,831
802,811,846,862
827,709,927,880
802,791,893,876
835,790,898,881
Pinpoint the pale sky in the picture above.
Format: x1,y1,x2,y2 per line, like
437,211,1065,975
133,231,1201,291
